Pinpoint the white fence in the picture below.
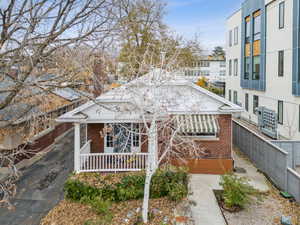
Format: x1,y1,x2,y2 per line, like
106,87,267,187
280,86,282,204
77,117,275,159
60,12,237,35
79,153,148,172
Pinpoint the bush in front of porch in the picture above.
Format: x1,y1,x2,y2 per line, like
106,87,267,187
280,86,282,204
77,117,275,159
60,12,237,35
64,167,188,204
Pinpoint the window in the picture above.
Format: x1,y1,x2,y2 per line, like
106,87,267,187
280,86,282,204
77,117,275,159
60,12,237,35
220,61,226,67
234,26,239,45
245,17,250,43
253,95,259,113
233,91,238,104
105,124,140,149
229,30,233,47
278,101,283,124
253,11,261,41
220,70,226,76
234,59,238,76
132,124,140,147
229,89,232,102
229,60,232,76
200,70,210,76
253,56,260,80
278,50,284,77
200,61,210,67
245,93,249,111
279,2,285,29
244,57,250,79
106,129,114,148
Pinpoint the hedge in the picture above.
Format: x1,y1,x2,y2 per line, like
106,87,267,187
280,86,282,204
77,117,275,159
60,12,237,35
64,167,188,203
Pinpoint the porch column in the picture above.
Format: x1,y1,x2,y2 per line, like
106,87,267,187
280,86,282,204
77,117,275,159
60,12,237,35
74,123,81,173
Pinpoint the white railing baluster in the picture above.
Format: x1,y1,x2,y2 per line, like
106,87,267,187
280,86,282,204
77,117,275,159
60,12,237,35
78,153,149,172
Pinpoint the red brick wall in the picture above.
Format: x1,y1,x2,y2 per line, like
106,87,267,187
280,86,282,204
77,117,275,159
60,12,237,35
85,115,232,159
14,123,72,163
28,123,72,152
195,114,232,159
87,123,104,153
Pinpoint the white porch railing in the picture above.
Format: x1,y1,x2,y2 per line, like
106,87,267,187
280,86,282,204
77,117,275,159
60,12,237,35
79,153,148,172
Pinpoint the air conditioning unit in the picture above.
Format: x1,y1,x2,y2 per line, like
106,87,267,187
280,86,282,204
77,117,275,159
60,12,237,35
256,106,278,139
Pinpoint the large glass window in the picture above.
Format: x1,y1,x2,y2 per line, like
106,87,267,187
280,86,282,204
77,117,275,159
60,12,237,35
278,50,284,77
244,57,250,79
253,12,261,41
245,17,250,43
229,60,232,76
245,93,249,111
278,100,283,124
279,2,285,29
253,56,260,80
253,95,259,113
229,30,233,46
229,89,232,102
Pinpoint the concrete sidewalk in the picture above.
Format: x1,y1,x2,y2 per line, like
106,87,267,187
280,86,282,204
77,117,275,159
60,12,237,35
189,149,270,225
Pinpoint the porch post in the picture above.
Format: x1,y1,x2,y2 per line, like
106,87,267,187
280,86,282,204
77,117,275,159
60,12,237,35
74,123,81,173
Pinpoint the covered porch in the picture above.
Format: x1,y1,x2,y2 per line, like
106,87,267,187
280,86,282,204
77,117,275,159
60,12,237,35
74,122,149,173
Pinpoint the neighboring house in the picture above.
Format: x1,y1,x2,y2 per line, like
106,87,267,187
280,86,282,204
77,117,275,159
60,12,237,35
0,74,89,160
57,70,242,174
183,55,226,86
225,0,300,140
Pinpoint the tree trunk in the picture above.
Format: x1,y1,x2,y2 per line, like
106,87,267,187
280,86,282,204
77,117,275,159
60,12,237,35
142,169,154,223
142,121,158,223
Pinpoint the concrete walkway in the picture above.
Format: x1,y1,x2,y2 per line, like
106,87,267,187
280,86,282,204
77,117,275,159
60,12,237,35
189,149,270,225
0,130,74,225
189,174,226,225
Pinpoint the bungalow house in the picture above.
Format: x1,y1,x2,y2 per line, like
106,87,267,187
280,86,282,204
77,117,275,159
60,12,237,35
57,70,243,174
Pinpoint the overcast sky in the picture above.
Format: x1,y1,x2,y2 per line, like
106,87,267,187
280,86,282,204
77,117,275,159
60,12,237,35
165,0,244,53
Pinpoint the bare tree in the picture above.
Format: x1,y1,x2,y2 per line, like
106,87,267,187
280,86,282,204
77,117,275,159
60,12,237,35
0,0,116,113
0,0,117,209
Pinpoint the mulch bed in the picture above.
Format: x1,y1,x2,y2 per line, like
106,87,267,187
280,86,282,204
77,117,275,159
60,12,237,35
70,172,145,189
40,198,177,225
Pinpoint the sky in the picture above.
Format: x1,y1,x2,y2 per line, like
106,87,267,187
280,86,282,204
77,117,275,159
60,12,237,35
165,0,244,53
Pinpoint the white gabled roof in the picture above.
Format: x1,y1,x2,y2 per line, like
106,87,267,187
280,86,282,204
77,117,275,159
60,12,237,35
57,69,243,123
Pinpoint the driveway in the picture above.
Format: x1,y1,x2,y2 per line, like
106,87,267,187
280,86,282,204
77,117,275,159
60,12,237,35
0,130,74,225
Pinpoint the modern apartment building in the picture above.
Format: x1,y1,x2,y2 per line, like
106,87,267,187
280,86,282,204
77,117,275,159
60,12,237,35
183,55,226,85
226,0,300,140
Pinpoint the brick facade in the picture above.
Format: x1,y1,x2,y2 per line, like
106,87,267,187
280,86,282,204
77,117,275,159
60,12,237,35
86,115,232,159
195,114,232,159
87,124,104,153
